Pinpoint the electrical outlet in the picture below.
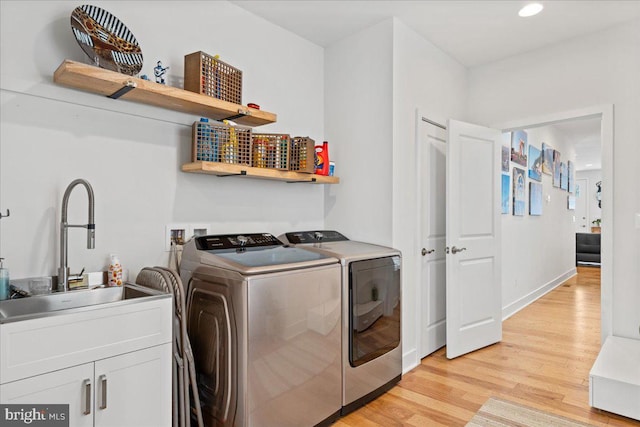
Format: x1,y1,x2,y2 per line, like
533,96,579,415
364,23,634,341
189,224,211,238
165,224,189,251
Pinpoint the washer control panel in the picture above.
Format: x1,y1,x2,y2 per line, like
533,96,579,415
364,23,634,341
284,230,348,244
195,233,283,250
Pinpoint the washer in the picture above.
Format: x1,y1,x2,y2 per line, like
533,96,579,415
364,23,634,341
180,233,342,427
280,230,402,415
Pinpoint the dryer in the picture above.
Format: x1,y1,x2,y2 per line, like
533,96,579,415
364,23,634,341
181,233,342,427
280,230,402,415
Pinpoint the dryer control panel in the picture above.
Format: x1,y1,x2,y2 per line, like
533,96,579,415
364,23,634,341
195,233,283,250
284,230,348,244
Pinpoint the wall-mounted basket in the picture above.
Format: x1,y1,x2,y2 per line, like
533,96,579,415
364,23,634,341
289,137,315,173
192,120,252,166
184,51,242,105
252,133,290,170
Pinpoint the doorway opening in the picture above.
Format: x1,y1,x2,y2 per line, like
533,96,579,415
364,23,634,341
416,105,613,361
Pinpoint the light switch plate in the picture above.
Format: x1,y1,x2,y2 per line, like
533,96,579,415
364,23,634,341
635,213,640,229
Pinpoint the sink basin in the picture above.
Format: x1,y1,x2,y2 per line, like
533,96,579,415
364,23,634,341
0,283,166,323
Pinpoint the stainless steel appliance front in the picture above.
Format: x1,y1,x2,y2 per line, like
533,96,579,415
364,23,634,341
182,234,342,427
280,231,402,414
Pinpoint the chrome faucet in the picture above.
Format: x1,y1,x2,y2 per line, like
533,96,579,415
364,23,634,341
58,179,95,292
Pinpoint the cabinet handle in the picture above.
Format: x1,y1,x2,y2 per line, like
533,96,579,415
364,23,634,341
83,379,91,415
99,374,107,410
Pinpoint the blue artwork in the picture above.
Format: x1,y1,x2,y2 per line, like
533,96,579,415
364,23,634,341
502,174,510,214
560,162,568,191
502,145,510,172
542,143,554,175
529,182,543,216
552,150,561,188
528,145,543,182
513,167,526,216
511,130,528,167
568,160,575,193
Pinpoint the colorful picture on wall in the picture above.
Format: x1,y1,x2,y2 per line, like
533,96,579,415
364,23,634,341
528,145,543,182
552,150,561,187
567,160,575,193
542,142,554,175
560,162,568,190
513,167,526,216
502,145,510,172
501,174,510,214
568,195,576,210
511,130,528,167
529,182,543,216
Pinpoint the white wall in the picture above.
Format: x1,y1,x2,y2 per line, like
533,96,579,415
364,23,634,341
576,169,603,229
468,20,640,340
0,1,326,279
501,126,577,317
391,19,467,369
324,19,394,245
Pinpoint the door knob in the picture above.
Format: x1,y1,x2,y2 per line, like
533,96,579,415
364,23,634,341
421,248,435,256
451,246,467,254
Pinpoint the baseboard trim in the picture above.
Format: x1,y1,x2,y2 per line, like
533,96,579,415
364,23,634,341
502,267,577,320
402,348,419,374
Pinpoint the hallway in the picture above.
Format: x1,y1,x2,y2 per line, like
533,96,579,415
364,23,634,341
336,267,638,426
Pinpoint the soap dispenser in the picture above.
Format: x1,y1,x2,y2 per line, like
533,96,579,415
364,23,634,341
0,258,9,301
107,254,123,287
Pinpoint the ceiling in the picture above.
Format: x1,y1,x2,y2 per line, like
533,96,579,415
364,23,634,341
547,118,602,171
231,0,630,170
230,0,640,67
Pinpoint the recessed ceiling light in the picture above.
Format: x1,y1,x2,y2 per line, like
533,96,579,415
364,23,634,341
519,3,544,17
586,163,593,167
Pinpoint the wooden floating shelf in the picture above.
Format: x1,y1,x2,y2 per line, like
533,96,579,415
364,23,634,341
53,60,277,127
182,162,340,184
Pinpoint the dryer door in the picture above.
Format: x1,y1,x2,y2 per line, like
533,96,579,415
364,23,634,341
348,256,401,367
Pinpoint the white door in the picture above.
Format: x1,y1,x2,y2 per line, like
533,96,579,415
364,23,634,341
446,119,502,359
575,178,588,233
0,362,94,427
94,344,172,427
418,117,447,358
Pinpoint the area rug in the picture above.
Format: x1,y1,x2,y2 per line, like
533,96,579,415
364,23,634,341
466,397,594,427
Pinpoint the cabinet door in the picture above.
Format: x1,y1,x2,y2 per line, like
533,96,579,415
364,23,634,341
0,362,94,427
94,343,171,427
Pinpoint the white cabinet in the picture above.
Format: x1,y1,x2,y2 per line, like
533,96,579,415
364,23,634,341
1,344,171,427
94,344,172,427
0,295,173,426
0,363,94,427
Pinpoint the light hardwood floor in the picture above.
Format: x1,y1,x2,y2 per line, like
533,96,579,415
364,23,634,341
335,267,639,426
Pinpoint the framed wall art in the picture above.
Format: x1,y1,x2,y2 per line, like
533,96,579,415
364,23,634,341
502,145,510,173
529,182,543,216
502,174,510,214
560,162,568,191
511,130,528,167
542,142,553,175
552,150,561,188
513,167,526,216
528,144,542,182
